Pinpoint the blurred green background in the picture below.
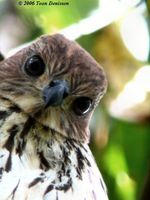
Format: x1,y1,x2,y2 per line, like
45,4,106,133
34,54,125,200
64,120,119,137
0,0,150,199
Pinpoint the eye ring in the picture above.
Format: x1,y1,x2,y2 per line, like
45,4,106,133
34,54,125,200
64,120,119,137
72,97,92,116
24,55,45,77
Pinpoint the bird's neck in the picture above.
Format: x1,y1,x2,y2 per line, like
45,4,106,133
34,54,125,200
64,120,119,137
0,97,90,172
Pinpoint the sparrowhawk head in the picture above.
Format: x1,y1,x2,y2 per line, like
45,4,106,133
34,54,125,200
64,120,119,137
0,34,107,141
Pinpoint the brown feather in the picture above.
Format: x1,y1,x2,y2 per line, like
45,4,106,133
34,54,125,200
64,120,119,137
0,34,107,142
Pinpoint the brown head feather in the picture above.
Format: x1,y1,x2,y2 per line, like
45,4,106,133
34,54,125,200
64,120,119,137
0,34,107,142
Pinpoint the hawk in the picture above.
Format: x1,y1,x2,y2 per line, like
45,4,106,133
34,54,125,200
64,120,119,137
0,34,108,200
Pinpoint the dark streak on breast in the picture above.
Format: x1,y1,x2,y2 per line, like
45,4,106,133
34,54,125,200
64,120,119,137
65,138,76,150
44,178,72,196
16,117,35,156
28,177,44,188
62,147,71,165
58,164,71,183
38,151,50,170
76,147,85,179
3,124,18,172
9,105,21,113
66,169,71,178
10,180,20,200
0,167,3,174
56,178,72,192
5,152,12,172
0,167,3,179
79,143,88,153
0,110,10,120
58,170,62,182
56,191,58,200
4,125,19,151
84,157,91,167
44,184,54,196
65,139,90,180
92,190,97,200
100,178,106,193
20,117,35,138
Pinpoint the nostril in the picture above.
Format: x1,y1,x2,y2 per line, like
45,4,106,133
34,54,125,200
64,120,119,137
49,80,60,87
49,80,69,97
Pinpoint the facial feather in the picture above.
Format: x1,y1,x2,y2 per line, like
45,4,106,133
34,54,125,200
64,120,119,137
0,34,107,142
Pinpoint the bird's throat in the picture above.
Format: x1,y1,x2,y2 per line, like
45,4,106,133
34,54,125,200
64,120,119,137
0,96,82,171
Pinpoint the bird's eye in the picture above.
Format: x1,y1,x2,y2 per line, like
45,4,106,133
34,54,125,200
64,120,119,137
24,55,45,77
72,97,92,116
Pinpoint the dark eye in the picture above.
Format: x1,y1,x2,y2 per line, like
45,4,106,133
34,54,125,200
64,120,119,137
72,97,92,116
24,55,45,77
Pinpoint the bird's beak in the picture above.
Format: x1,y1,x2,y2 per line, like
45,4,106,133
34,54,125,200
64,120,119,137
43,80,69,108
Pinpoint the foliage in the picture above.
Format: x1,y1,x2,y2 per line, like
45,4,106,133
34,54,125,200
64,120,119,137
17,0,98,34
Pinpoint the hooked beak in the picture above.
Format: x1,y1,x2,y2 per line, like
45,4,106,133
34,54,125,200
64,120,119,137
43,80,69,108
